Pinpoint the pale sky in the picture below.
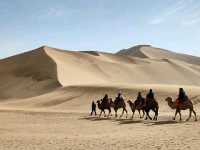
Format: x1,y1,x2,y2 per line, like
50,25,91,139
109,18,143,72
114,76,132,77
0,0,200,59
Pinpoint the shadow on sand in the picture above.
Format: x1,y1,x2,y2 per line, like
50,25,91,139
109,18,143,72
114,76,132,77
79,116,197,126
79,116,112,121
151,120,178,126
80,116,144,124
118,119,143,125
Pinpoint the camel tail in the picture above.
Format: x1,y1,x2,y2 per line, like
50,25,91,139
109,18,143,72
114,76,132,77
156,101,159,109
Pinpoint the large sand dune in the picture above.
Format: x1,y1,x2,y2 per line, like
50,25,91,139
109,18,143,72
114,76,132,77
1,45,200,101
0,45,200,149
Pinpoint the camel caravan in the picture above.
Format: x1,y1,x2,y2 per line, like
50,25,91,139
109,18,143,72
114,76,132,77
90,88,197,121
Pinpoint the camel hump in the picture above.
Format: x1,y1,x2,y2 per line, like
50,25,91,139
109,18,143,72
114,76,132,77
183,99,192,105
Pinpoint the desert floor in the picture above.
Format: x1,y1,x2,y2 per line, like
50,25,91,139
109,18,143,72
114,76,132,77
0,108,199,150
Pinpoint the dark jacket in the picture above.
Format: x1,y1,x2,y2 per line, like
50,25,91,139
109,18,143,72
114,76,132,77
92,101,96,110
136,93,145,106
178,89,188,102
146,91,154,99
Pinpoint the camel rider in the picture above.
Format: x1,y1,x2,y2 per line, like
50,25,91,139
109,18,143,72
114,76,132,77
146,89,155,100
136,92,145,108
176,88,188,107
102,94,109,105
116,91,123,105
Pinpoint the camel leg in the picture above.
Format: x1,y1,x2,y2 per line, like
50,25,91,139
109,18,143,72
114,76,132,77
156,107,159,120
120,109,124,118
156,110,158,120
115,109,118,118
152,109,156,120
125,108,128,118
153,109,156,120
131,109,136,119
139,109,145,118
178,110,182,121
107,108,111,118
138,110,142,118
142,110,145,118
145,114,148,120
153,108,158,120
173,109,178,120
192,110,197,121
99,110,103,118
145,111,152,120
103,110,106,117
145,110,148,120
186,109,192,121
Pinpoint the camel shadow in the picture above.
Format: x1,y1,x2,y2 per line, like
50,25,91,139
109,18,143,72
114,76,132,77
118,120,143,125
79,116,112,121
151,120,178,126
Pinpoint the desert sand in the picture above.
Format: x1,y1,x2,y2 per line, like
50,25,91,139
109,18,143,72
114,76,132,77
0,45,200,149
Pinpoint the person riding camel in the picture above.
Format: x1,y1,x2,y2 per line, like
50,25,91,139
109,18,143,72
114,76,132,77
135,92,145,108
102,94,109,107
115,91,123,105
176,88,188,107
146,89,155,100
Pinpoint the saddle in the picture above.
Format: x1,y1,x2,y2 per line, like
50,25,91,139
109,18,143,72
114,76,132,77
176,99,188,108
115,97,123,105
135,98,145,109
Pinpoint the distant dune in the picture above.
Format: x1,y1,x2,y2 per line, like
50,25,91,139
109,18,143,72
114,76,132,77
117,45,200,65
0,45,200,111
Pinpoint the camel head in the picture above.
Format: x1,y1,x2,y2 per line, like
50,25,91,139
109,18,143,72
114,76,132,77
165,97,173,103
127,100,132,105
96,100,101,104
165,97,177,109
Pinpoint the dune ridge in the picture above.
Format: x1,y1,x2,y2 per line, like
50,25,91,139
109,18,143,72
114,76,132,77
118,45,200,65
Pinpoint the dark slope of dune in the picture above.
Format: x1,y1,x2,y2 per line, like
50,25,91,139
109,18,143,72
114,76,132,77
0,46,61,100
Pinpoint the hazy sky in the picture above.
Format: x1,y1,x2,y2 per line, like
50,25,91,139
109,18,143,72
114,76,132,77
0,0,200,58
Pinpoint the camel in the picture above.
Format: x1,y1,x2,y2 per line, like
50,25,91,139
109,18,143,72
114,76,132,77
165,97,197,121
143,98,159,120
96,99,112,118
127,100,145,119
110,97,128,118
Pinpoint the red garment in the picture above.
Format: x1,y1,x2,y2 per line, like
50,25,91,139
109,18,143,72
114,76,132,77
176,99,183,108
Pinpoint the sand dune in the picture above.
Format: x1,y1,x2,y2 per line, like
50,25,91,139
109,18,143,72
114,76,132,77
1,45,200,103
45,45,200,87
0,47,61,100
118,45,200,65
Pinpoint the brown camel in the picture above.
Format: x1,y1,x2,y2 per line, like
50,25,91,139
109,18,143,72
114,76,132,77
127,100,145,119
143,98,159,120
165,97,197,121
96,99,112,118
110,97,128,118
